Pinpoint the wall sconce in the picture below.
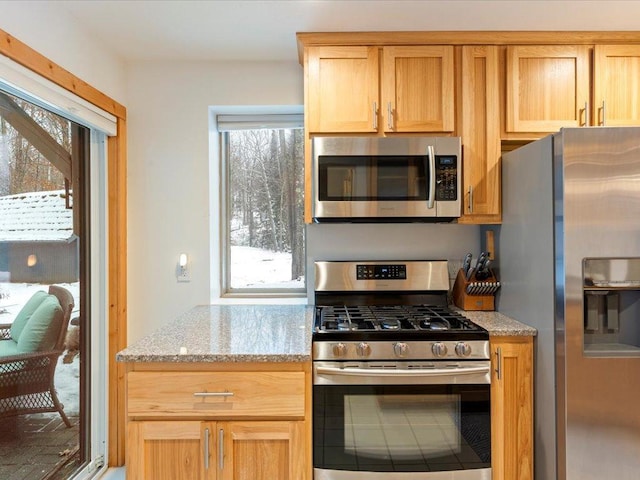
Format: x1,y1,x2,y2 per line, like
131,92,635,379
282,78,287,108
177,253,190,282
27,254,38,267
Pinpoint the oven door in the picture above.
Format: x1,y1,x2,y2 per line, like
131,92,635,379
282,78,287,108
313,361,491,480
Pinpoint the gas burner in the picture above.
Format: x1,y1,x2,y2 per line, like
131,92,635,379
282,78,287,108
337,321,351,331
380,318,401,330
419,318,451,330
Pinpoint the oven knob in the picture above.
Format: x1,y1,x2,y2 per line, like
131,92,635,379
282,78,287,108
432,342,448,358
332,342,347,358
394,342,409,358
356,342,371,357
455,342,472,358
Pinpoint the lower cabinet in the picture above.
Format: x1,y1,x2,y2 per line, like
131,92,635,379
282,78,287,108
127,419,305,480
125,363,311,480
490,336,534,480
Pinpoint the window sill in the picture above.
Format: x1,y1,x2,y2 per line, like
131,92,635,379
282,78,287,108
212,295,309,305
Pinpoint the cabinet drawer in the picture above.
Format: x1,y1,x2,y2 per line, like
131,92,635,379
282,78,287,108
127,371,305,419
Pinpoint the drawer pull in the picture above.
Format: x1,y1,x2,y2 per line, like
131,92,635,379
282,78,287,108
193,392,234,398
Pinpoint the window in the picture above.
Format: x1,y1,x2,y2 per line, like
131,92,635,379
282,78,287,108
216,111,305,296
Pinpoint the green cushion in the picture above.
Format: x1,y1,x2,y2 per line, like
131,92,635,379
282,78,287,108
10,290,48,341
16,295,63,353
0,338,19,357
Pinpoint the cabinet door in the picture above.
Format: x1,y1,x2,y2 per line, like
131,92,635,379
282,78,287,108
127,421,213,480
381,45,455,132
506,45,590,132
307,46,379,133
218,421,307,480
490,336,534,480
459,46,501,224
594,45,640,126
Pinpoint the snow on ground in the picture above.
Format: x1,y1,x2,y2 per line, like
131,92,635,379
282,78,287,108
231,245,304,288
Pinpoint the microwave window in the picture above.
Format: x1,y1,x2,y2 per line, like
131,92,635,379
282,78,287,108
318,155,427,201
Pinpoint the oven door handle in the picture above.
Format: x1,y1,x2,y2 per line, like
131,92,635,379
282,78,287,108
315,365,490,378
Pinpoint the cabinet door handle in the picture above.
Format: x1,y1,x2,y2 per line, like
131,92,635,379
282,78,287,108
372,101,378,130
387,102,393,130
219,428,225,470
204,428,210,470
193,392,234,397
599,100,606,126
468,186,474,214
582,101,589,127
495,347,502,380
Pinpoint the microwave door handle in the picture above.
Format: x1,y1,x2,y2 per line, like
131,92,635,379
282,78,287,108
427,145,436,209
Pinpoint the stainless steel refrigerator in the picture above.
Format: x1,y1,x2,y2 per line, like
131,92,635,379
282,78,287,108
498,127,640,480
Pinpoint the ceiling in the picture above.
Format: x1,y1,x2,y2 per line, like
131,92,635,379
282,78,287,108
57,0,640,63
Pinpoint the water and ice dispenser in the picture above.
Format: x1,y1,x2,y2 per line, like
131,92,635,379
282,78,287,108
583,258,640,356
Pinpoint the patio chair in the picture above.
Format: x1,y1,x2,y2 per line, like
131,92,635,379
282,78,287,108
0,285,75,427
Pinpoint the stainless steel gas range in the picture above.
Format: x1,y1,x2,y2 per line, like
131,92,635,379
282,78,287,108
312,260,491,480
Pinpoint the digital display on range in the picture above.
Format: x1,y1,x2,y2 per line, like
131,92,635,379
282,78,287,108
356,264,407,280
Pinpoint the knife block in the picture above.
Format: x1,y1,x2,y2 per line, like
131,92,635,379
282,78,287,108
452,268,499,311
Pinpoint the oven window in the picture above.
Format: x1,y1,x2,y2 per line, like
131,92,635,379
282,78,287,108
313,385,490,472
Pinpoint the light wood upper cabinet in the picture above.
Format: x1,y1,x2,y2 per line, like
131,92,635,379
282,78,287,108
306,45,455,134
490,336,534,480
593,45,640,126
307,46,379,133
506,45,590,133
459,46,501,223
382,45,455,132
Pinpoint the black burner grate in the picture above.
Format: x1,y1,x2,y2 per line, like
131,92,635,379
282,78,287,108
317,304,478,333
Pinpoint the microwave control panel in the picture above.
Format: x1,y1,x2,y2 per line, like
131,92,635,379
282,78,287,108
436,156,458,201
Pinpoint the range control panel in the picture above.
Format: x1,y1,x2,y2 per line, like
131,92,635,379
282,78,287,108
356,264,407,280
435,155,458,201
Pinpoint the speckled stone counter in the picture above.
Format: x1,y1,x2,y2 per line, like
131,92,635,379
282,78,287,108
116,304,313,363
457,309,537,336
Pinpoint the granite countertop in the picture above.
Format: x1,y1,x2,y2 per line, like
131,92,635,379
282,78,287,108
116,304,535,364
116,304,313,363
457,309,537,337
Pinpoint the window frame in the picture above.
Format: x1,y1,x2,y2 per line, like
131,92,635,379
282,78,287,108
210,106,307,301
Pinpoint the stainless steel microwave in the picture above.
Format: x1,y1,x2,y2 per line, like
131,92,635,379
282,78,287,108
312,136,462,222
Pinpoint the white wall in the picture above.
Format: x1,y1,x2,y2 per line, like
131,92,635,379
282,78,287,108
0,1,126,104
125,61,303,342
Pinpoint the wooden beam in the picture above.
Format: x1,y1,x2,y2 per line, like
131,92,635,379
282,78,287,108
0,91,73,180
108,118,127,466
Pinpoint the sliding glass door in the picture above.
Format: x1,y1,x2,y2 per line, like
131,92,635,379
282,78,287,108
0,86,107,479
